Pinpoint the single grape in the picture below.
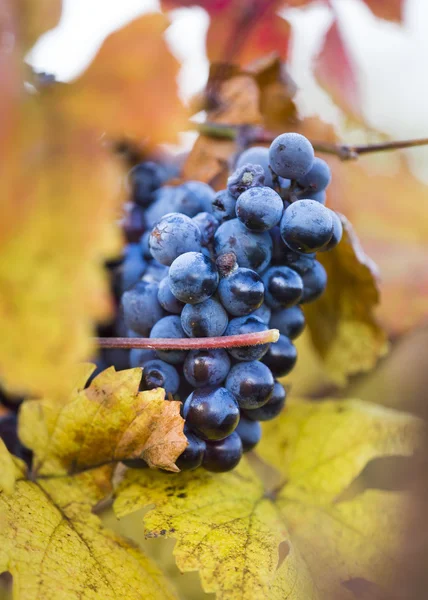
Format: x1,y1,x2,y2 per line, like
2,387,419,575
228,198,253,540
236,146,273,187
282,248,316,275
214,219,272,273
235,186,283,232
269,305,305,339
145,186,183,229
181,298,228,338
157,277,184,314
129,348,157,368
251,303,271,324
139,359,180,395
129,161,164,207
320,210,343,251
184,349,231,388
176,181,215,216
122,281,165,336
149,213,201,266
225,361,274,409
235,416,262,452
118,244,146,293
296,157,331,193
262,335,297,377
269,132,314,180
150,315,187,364
183,387,240,440
299,260,327,303
122,204,146,243
211,189,236,223
302,189,326,204
262,266,303,309
280,199,334,253
218,267,264,316
192,212,218,246
225,315,269,361
227,163,265,198
203,432,243,472
169,252,219,304
141,260,168,283
176,429,206,471
243,381,286,421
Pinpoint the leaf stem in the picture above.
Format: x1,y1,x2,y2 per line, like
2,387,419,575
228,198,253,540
96,330,279,350
188,121,428,160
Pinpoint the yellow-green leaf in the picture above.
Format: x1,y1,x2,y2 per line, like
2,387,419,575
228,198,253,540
114,399,422,600
0,468,177,599
19,364,187,475
0,439,16,495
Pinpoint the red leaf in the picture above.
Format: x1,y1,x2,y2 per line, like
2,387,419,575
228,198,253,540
362,0,405,22
314,19,361,120
162,0,291,67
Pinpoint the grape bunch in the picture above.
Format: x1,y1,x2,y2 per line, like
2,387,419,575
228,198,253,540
113,132,342,473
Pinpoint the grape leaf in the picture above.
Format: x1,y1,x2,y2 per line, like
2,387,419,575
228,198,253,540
0,439,16,495
314,19,362,120
0,457,177,600
362,0,404,22
18,364,187,474
162,0,290,66
114,399,422,600
0,9,185,397
304,216,388,385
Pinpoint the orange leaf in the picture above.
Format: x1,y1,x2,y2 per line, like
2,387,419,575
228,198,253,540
362,0,404,22
315,19,362,120
60,13,187,145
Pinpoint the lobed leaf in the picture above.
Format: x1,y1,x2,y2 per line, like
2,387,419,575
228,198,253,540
114,399,422,600
19,364,187,475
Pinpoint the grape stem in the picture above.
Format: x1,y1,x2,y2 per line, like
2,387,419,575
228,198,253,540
96,330,279,350
189,122,428,160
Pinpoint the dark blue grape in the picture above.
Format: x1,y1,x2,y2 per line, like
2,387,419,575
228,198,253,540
243,381,286,421
218,267,264,316
296,157,331,193
227,163,265,198
235,416,261,452
129,161,164,207
280,200,333,253
141,260,168,284
140,231,152,260
203,432,243,472
269,133,314,180
282,248,316,275
225,315,269,361
236,146,273,187
235,186,283,232
269,305,305,339
214,219,272,273
149,213,201,266
183,349,231,388
122,204,146,242
211,189,236,223
150,315,187,364
122,281,165,336
176,429,206,471
302,189,326,204
262,266,303,309
192,212,218,246
225,361,274,409
129,348,157,368
118,244,146,293
140,359,179,395
262,335,297,377
299,260,327,303
176,181,215,216
183,387,239,440
320,210,343,251
158,277,184,314
169,252,219,304
145,186,182,229
181,298,228,338
251,303,271,324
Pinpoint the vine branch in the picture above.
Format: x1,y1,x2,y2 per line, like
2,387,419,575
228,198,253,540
96,330,279,350
189,122,428,160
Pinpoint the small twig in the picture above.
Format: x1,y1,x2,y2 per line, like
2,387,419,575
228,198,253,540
188,121,428,160
96,330,279,350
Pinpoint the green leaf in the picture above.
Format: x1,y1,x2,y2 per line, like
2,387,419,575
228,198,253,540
114,399,422,600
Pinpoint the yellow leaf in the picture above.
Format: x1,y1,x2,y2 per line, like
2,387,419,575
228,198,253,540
305,216,388,385
19,364,187,474
0,468,177,599
114,399,422,600
0,440,16,495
